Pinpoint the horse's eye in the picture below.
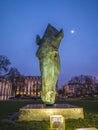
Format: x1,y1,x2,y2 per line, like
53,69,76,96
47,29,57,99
54,54,57,58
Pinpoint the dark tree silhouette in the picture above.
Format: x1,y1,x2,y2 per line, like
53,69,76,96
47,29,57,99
0,55,11,75
6,67,21,82
68,75,93,84
5,67,21,95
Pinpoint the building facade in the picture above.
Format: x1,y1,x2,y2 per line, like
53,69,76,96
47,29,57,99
0,75,59,100
15,76,41,98
0,77,12,100
63,83,98,97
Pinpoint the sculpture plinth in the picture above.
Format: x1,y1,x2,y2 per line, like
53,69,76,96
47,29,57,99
36,24,64,104
19,104,84,121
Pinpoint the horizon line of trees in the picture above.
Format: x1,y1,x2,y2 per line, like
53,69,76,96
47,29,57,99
0,55,98,88
68,75,98,85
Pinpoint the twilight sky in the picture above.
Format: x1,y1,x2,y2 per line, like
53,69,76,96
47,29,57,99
0,0,98,87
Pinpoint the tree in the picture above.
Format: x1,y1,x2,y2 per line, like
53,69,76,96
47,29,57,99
68,75,93,85
5,67,21,96
58,89,64,97
68,75,95,96
0,55,11,75
5,67,21,82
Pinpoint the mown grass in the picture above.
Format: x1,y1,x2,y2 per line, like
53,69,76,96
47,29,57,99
65,99,98,114
64,99,98,129
0,99,98,130
0,100,35,119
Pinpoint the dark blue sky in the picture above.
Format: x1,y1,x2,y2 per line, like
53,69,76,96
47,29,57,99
0,0,98,87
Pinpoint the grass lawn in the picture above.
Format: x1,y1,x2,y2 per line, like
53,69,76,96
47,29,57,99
0,99,98,130
65,99,98,130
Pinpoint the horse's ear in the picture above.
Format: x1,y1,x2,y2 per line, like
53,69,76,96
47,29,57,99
36,35,41,45
55,29,64,39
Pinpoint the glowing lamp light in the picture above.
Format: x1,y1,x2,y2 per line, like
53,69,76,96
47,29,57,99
20,91,23,95
50,115,65,130
16,91,19,95
23,92,26,94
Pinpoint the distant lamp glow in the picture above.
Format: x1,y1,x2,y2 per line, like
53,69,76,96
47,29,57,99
70,30,75,34
50,115,65,130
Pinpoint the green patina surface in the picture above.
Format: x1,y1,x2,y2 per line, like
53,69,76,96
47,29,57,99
36,24,64,104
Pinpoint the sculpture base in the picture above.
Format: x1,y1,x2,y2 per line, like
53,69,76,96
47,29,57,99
76,128,97,130
18,104,84,121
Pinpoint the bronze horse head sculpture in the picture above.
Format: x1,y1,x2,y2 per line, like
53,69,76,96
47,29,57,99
36,24,64,104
